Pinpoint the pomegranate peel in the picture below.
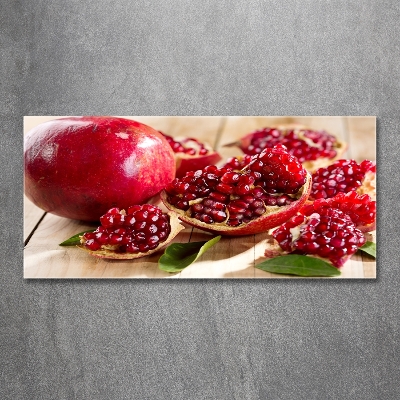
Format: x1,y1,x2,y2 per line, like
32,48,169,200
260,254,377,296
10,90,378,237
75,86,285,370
77,206,185,259
161,145,312,236
161,132,222,178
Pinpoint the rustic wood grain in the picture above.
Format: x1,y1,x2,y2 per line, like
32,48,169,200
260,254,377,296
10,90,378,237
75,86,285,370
345,116,376,162
23,116,376,279
24,195,46,242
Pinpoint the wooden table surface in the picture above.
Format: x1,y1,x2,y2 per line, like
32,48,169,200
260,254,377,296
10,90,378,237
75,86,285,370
24,116,376,279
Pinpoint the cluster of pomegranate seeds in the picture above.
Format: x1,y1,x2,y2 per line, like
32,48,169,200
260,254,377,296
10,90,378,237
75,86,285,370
81,205,171,253
165,145,307,227
272,208,366,267
310,159,376,199
246,145,307,193
242,127,338,162
161,132,209,156
223,154,254,170
301,191,376,230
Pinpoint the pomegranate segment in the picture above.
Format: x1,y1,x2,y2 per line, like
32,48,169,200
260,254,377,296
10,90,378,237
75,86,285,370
301,191,376,233
161,132,222,178
161,145,312,236
78,205,185,259
271,208,366,268
227,125,346,172
310,159,376,200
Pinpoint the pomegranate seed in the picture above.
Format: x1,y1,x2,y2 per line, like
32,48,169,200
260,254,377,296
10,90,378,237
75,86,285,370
261,196,274,206
107,207,120,215
227,218,241,227
253,207,266,216
109,233,123,245
235,184,251,195
215,183,234,194
209,191,229,203
192,203,204,213
200,214,214,224
100,214,115,228
221,171,240,184
95,232,109,244
85,239,102,251
83,232,96,240
211,209,227,222
239,174,255,186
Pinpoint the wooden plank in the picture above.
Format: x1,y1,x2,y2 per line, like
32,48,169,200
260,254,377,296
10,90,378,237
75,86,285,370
24,196,46,243
178,229,256,279
344,116,376,162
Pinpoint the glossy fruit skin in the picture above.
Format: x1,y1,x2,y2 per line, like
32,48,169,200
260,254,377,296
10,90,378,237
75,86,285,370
24,117,176,221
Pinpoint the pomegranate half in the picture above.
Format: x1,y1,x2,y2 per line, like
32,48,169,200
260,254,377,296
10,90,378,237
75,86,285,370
161,145,312,236
24,117,176,221
225,124,347,172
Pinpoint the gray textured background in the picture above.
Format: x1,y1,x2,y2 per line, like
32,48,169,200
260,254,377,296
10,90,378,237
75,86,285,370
2,1,399,399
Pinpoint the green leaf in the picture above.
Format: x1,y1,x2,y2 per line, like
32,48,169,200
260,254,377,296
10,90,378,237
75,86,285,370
159,236,221,273
255,254,341,277
59,230,95,246
359,241,376,258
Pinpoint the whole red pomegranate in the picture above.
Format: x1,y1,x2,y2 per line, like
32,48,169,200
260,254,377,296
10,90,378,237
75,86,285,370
24,117,176,221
